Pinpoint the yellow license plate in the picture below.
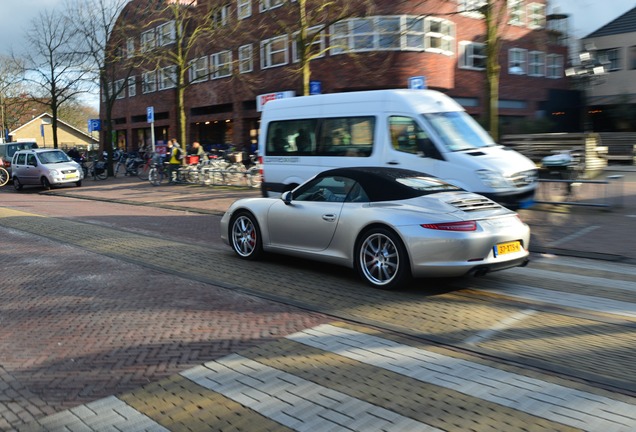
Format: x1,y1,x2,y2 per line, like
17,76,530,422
494,241,521,257
65,173,77,179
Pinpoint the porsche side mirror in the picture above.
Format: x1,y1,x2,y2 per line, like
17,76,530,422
281,191,293,205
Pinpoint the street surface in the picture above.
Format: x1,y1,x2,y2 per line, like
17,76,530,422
0,186,635,431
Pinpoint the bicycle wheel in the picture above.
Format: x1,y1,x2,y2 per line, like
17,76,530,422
113,162,121,178
137,162,150,180
0,167,9,186
96,166,108,180
148,167,162,186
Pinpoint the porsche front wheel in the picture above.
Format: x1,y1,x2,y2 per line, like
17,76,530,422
230,212,263,260
356,227,410,290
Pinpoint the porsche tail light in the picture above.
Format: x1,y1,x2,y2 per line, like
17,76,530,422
421,221,477,231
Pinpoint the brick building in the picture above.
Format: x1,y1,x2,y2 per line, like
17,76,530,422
104,0,570,152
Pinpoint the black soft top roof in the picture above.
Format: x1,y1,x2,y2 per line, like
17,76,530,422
315,167,461,202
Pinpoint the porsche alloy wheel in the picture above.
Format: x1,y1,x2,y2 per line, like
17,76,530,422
230,212,263,260
357,228,410,290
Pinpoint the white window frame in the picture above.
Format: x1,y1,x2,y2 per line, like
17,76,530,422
528,3,546,29
509,48,527,75
127,76,136,97
528,50,545,77
126,38,135,58
140,29,156,52
425,18,454,55
158,65,177,90
189,56,209,83
238,44,253,73
158,20,176,46
458,0,486,18
598,48,621,71
546,54,563,79
211,50,232,78
142,70,157,93
459,41,486,70
259,0,284,12
237,0,252,19
261,35,288,69
292,26,326,62
508,0,525,26
213,4,230,27
404,16,425,50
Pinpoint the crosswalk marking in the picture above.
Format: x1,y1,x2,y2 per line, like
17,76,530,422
181,354,441,432
287,324,636,432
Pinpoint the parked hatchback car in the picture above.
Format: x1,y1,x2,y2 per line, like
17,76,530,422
12,148,83,190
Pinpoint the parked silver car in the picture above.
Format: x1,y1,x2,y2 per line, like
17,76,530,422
220,167,530,290
12,149,83,190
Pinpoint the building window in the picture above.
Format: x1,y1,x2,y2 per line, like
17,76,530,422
142,71,157,93
140,29,156,52
508,0,525,26
425,18,454,54
237,0,251,19
211,50,232,78
259,0,284,12
158,65,177,90
509,48,527,74
459,41,486,70
292,26,326,62
238,44,253,73
630,46,636,70
189,56,209,83
330,15,454,56
261,35,288,69
213,4,230,27
157,21,176,46
127,76,136,97
458,0,486,18
114,79,125,99
528,3,546,29
598,48,621,71
126,38,135,58
528,51,545,76
546,54,563,78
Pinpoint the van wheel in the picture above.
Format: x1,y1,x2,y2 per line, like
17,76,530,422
13,177,23,191
41,177,51,190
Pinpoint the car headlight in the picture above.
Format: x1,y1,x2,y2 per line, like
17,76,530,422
50,169,60,176
476,169,511,189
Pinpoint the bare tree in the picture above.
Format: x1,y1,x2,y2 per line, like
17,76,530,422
0,55,27,142
21,9,89,149
66,0,131,169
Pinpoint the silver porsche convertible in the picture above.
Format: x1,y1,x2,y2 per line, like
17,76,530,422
220,167,530,290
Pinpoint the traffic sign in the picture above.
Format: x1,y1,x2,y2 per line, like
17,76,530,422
310,81,322,95
408,76,426,90
88,119,101,132
147,106,154,123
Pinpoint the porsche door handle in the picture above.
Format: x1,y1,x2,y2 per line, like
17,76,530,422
322,214,336,222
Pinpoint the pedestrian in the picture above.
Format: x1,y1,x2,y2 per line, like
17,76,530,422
187,141,208,162
165,138,183,183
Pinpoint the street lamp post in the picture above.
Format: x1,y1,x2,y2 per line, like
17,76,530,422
565,43,608,132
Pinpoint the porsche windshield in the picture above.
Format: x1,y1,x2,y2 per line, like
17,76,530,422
396,176,461,192
421,111,496,151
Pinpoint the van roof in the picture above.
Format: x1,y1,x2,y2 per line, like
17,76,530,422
262,89,464,115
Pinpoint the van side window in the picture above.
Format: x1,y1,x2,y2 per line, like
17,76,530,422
318,117,374,157
389,116,441,159
266,120,317,155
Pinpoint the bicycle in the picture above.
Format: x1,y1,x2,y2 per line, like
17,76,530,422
87,156,108,180
136,153,153,181
0,166,9,186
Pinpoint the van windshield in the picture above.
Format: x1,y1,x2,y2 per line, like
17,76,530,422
420,111,496,152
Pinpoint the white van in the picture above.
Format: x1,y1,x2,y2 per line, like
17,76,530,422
258,89,538,209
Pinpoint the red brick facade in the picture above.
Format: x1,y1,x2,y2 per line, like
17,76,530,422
104,0,569,151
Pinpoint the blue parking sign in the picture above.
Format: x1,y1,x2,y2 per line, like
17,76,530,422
147,106,154,123
310,81,322,95
408,76,426,90
88,119,101,132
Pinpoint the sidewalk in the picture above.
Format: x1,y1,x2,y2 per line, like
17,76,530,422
45,166,636,264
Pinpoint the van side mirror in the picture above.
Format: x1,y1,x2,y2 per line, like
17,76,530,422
281,191,293,205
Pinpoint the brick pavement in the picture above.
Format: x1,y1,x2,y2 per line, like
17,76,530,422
2,165,635,431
